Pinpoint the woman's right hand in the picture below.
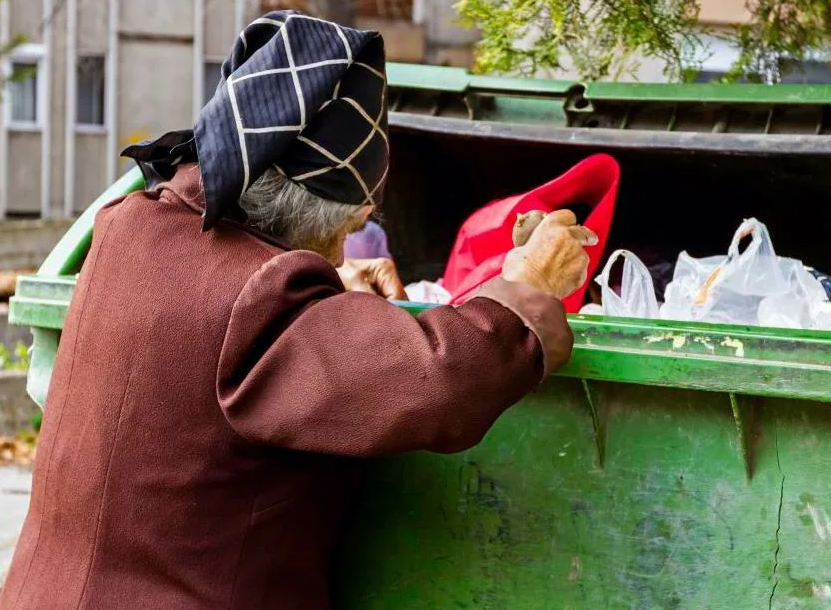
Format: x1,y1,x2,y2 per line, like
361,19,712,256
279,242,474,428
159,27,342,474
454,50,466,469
337,258,408,301
501,210,598,299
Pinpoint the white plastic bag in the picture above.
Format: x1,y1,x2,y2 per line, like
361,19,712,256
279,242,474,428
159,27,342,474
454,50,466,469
404,280,451,305
579,250,660,319
660,218,829,328
758,262,831,329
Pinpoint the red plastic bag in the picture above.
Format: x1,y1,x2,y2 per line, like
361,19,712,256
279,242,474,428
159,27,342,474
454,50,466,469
441,154,620,312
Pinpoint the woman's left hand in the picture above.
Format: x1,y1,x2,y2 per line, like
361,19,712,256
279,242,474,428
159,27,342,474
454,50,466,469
337,258,408,301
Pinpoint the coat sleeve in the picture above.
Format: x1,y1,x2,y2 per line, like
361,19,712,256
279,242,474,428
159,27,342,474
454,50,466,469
217,250,571,456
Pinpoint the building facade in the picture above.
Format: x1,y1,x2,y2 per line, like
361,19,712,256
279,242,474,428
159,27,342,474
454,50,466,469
1,0,827,219
0,0,269,218
0,0,478,219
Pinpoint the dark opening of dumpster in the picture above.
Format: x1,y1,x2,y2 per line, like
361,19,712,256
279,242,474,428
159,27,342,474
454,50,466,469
401,153,831,331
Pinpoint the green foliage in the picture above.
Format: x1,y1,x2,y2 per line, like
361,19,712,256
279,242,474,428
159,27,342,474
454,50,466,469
0,33,27,59
725,0,831,83
456,0,704,81
456,0,831,83
0,341,30,372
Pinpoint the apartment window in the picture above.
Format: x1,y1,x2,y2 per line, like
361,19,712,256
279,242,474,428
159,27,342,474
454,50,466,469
4,44,45,129
690,35,831,84
8,61,39,124
77,56,106,126
694,62,831,84
204,61,224,105
693,70,727,83
780,60,831,84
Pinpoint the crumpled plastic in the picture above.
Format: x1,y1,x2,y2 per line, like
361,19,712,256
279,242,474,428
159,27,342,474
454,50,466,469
583,218,831,331
404,281,451,305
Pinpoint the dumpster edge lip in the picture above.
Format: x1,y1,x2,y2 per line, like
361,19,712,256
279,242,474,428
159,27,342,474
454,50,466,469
389,113,831,156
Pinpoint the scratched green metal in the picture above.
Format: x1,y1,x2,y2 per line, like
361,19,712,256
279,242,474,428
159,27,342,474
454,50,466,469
330,380,757,608
397,303,831,404
333,381,831,609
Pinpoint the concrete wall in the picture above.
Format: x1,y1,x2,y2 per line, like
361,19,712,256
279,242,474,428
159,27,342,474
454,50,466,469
6,134,42,216
0,372,37,437
74,134,108,210
118,41,194,145
356,17,426,63
0,219,75,270
48,1,68,218
6,1,43,216
207,0,236,59
698,0,751,25
421,0,477,67
120,0,194,37
78,0,109,50
0,306,31,350
8,0,42,42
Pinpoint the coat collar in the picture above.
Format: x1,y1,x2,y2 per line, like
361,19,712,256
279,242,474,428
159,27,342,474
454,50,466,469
155,164,292,250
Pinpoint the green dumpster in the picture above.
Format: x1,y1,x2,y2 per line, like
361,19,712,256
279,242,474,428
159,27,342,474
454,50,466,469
11,64,831,609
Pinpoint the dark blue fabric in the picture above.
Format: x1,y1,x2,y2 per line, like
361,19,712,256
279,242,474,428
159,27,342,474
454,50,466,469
809,268,831,300
122,11,388,231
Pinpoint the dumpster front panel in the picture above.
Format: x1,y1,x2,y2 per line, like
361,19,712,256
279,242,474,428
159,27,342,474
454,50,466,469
333,379,831,609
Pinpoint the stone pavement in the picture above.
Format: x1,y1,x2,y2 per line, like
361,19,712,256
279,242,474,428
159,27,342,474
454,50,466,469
0,466,32,587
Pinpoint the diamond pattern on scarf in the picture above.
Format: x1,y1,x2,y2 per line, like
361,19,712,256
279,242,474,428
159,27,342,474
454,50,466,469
122,10,389,231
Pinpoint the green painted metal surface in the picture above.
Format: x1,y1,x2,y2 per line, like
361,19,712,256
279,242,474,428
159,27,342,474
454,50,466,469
388,63,471,92
583,81,831,104
396,303,831,404
9,276,76,331
386,62,831,134
334,379,831,609
387,62,574,96
14,281,831,407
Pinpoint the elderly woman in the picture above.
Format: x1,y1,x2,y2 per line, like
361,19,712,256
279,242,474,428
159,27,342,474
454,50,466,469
1,12,594,610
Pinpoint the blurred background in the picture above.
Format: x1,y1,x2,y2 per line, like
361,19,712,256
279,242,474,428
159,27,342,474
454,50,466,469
0,0,828,223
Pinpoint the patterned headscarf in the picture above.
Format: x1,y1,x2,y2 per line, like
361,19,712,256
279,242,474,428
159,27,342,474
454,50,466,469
122,11,389,231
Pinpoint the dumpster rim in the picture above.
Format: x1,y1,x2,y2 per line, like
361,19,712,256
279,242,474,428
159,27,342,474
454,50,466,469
389,113,831,155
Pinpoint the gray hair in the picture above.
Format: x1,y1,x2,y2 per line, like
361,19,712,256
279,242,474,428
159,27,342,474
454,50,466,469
239,168,368,253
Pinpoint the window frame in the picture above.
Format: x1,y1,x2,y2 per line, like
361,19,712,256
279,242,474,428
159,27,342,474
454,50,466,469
3,43,47,132
203,58,225,106
690,34,831,84
75,54,107,133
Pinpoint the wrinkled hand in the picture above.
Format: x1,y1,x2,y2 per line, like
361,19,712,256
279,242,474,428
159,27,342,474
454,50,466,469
338,258,408,301
502,210,598,299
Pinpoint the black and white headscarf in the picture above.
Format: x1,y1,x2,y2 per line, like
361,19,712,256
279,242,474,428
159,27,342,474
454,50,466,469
122,11,389,231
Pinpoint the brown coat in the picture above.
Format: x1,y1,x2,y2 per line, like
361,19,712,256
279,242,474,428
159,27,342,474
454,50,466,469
1,166,572,609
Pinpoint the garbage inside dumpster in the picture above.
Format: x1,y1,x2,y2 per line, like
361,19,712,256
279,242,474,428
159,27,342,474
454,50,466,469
582,218,831,330
344,220,393,260
439,153,619,311
581,249,661,319
403,280,450,304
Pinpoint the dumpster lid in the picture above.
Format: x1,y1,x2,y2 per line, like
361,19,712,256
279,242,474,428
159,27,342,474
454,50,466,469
387,63,831,137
